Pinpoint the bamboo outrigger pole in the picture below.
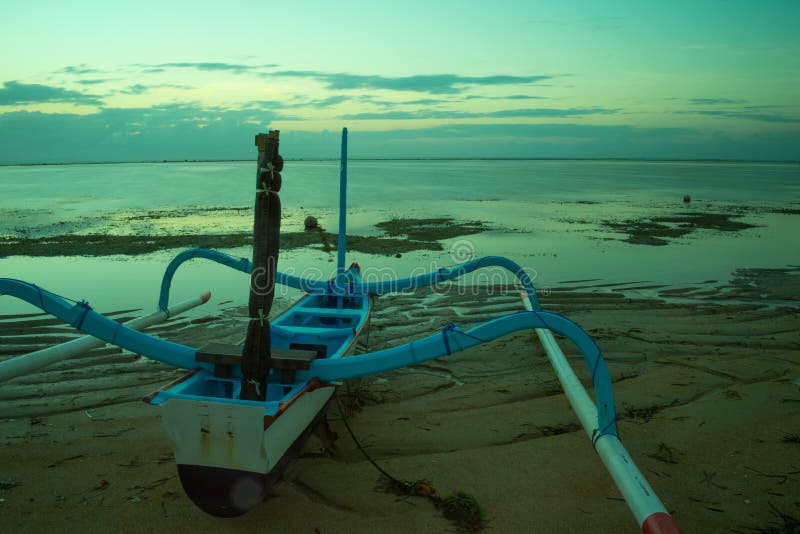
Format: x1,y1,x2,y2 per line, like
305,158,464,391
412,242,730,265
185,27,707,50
522,296,680,534
0,291,210,383
241,130,282,401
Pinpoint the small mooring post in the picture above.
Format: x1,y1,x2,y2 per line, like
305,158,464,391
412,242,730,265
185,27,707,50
241,130,283,401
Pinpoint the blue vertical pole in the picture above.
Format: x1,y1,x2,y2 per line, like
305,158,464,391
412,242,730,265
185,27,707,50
337,128,348,278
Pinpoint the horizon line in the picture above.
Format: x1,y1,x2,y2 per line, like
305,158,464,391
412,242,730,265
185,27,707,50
2,156,799,168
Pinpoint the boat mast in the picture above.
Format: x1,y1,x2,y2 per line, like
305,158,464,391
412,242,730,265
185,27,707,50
337,127,348,277
241,130,282,401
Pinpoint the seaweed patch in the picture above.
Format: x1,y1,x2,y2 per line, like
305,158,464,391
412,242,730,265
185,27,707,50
601,212,757,246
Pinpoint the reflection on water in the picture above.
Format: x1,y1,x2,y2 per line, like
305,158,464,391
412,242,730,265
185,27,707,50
1,160,798,314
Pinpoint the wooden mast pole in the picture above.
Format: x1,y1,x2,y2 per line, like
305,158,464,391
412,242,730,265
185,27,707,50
336,127,348,278
241,130,282,401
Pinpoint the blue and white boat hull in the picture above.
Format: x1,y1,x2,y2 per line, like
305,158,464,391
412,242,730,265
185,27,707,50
145,284,371,516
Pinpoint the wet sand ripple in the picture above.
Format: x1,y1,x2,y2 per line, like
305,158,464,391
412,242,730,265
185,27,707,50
0,281,798,532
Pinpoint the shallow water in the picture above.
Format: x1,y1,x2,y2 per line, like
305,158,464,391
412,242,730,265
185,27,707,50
1,159,798,314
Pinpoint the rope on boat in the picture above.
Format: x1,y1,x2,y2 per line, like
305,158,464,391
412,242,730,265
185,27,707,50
246,378,262,397
70,301,92,330
33,285,98,331
29,282,80,307
441,323,488,356
251,308,267,326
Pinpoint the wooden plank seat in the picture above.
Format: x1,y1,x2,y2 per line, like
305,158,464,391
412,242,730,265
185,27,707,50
196,342,317,383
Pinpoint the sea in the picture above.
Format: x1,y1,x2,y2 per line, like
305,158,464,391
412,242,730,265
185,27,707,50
1,159,798,315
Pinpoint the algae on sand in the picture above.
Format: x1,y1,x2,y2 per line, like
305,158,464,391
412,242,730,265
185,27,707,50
601,212,758,246
375,217,489,242
0,217,491,258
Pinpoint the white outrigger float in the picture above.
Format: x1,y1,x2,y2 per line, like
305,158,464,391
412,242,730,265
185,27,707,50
0,130,680,532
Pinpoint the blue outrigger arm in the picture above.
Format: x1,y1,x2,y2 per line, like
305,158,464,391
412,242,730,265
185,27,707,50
0,278,209,373
158,248,540,311
1,274,614,437
308,307,617,439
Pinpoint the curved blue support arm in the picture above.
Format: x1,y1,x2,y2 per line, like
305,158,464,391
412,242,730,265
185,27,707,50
361,255,540,309
159,248,541,310
2,278,207,372
158,248,333,310
3,276,612,434
159,248,252,310
308,308,615,436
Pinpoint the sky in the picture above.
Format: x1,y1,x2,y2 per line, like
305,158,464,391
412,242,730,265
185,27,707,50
0,0,798,163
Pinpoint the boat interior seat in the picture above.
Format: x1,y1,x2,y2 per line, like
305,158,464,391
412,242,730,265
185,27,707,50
196,342,317,384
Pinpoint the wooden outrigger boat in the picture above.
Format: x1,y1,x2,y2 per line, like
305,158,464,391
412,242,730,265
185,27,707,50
144,263,370,517
0,129,680,532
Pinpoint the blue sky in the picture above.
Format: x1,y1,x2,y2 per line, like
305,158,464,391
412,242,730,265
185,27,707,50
0,0,798,163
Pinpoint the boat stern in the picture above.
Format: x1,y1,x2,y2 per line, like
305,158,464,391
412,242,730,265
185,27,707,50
159,397,268,474
144,369,336,516
158,397,271,517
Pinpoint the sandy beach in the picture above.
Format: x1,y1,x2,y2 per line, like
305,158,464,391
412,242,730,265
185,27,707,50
1,273,798,533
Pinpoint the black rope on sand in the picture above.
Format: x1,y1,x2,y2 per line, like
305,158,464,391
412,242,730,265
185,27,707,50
333,391,487,532
334,390,405,489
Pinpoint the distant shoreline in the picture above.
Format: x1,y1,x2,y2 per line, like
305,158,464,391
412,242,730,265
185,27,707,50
1,157,798,168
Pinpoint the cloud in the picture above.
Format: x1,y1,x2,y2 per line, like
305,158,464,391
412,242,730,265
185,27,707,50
121,84,149,95
690,98,747,105
334,123,797,161
77,79,114,86
403,98,450,105
325,123,701,160
280,123,795,161
339,110,467,120
459,94,545,103
0,106,699,164
243,99,289,110
487,107,618,118
266,71,554,94
339,107,618,120
118,83,194,95
304,95,350,108
0,104,278,163
1,107,798,163
60,65,102,75
349,94,546,108
242,95,350,111
486,94,546,101
0,81,102,106
675,98,799,123
678,109,800,123
143,62,277,74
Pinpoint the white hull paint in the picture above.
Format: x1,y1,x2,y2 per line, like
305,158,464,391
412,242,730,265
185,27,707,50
159,384,334,474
